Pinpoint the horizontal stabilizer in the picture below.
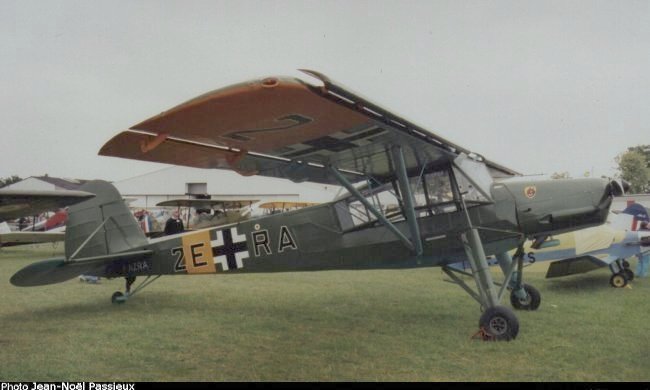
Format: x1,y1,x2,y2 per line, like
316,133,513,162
545,255,609,278
10,258,100,287
10,250,153,287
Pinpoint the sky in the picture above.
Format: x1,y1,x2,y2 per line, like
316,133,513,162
1,0,648,183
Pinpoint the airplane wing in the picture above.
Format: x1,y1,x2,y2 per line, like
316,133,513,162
99,70,518,186
545,254,614,278
0,231,65,246
0,189,95,221
258,201,320,209
156,199,258,209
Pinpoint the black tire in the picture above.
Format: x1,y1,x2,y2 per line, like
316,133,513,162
111,291,125,304
478,306,519,341
624,269,634,281
510,283,542,311
609,273,627,288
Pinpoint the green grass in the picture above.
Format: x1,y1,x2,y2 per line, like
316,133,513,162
0,244,648,381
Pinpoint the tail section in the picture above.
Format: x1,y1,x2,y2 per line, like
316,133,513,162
65,180,147,259
11,180,150,287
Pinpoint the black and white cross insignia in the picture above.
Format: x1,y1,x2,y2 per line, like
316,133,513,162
211,227,249,271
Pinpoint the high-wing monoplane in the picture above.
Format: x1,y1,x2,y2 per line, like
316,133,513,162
11,70,621,341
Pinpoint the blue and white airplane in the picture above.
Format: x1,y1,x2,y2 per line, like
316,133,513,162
526,203,649,287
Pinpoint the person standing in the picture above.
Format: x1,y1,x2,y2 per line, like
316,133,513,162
636,221,649,277
164,210,185,235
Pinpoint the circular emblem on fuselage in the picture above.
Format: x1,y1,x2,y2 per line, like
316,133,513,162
524,186,537,199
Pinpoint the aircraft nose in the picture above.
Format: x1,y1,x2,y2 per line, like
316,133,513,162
503,178,612,237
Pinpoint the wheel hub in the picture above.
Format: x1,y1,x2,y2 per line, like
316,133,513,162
488,316,508,335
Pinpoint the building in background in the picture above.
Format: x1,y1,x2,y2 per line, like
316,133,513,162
112,166,341,209
3,176,89,191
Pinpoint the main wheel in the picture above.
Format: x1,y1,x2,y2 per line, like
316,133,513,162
111,291,125,304
609,273,628,288
624,269,634,281
478,306,519,341
510,283,542,311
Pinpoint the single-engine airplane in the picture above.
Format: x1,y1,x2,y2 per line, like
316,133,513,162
534,203,650,287
11,70,621,341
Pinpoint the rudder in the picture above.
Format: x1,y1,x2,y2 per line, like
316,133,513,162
64,180,147,259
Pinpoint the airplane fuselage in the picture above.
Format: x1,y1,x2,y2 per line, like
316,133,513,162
96,178,612,279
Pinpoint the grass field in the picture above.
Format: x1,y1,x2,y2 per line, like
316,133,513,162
0,244,648,381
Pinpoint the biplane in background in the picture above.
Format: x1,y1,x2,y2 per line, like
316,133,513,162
156,198,258,230
0,189,94,247
257,201,320,215
12,70,621,341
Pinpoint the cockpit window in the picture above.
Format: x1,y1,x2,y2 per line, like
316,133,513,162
333,181,403,229
334,164,481,231
452,166,490,204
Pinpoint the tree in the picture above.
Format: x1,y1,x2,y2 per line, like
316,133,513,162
0,175,22,189
550,171,571,179
616,150,650,193
626,145,650,167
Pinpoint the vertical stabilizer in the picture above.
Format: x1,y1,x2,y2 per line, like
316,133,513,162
64,180,147,259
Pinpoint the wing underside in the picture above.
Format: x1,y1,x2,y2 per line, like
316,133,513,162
99,70,518,185
545,255,612,278
0,190,95,221
0,231,64,246
156,199,258,209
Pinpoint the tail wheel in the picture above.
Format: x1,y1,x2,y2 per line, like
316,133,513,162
478,306,519,341
510,283,542,311
609,273,628,288
111,291,125,304
624,269,634,281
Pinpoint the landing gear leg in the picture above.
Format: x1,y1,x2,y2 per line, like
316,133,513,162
462,229,519,341
111,275,161,304
111,276,135,304
498,249,541,311
125,276,136,293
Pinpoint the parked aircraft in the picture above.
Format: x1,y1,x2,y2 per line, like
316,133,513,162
536,203,650,287
258,201,320,215
0,189,93,221
11,71,620,341
0,222,64,247
0,189,94,247
156,198,258,230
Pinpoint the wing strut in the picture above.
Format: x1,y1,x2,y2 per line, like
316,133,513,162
328,165,416,253
390,145,424,256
